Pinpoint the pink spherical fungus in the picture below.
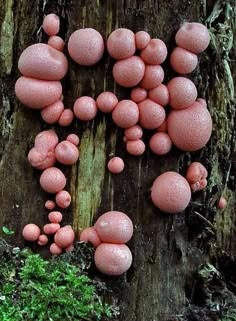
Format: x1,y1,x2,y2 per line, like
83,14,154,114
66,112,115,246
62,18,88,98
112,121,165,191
168,101,212,151
124,125,143,141
18,44,68,81
65,244,74,252
186,162,208,192
167,77,197,110
73,96,97,121
66,134,80,146
79,227,101,248
50,243,63,255
126,140,146,156
43,223,60,235
95,211,133,243
131,87,147,103
55,190,71,208
148,84,169,106
157,120,168,133
138,99,165,129
139,65,164,90
41,100,64,124
34,130,58,152
22,224,41,242
218,196,227,209
68,28,104,66
38,234,49,246
48,211,63,224
107,157,125,174
28,148,56,170
94,243,132,276
113,56,145,88
175,22,210,54
151,172,191,213
96,91,118,113
48,36,65,51
42,14,60,36
107,28,136,60
45,200,56,210
58,109,74,126
15,77,62,109
40,167,66,193
135,31,151,50
55,141,79,165
112,100,139,128
140,39,168,65
149,132,172,155
170,47,198,74
54,225,75,249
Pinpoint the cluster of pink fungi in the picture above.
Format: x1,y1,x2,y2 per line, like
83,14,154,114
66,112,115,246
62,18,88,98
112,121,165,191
16,14,227,276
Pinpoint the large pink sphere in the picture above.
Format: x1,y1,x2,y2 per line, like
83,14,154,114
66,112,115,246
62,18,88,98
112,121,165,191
140,65,164,90
41,100,64,124
135,31,151,50
151,172,191,213
96,92,118,113
94,243,132,276
167,77,197,110
175,22,210,54
79,227,101,248
170,47,198,74
42,14,60,36
73,96,97,121
18,44,68,80
55,141,79,165
148,84,169,106
149,132,172,155
95,211,133,243
15,77,62,109
54,225,75,249
168,102,212,151
28,148,56,170
138,99,165,129
140,39,168,65
68,28,104,66
22,224,41,241
107,28,136,60
113,56,145,87
112,100,139,128
40,167,66,193
34,130,58,152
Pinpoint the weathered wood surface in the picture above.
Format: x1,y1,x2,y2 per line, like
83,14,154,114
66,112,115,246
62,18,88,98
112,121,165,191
0,0,235,320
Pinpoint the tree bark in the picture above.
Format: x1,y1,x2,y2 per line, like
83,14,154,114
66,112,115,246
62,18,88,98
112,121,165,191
0,1,235,321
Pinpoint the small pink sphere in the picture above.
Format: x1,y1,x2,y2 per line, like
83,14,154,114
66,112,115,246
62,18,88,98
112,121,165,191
28,148,56,170
55,190,71,208
58,109,74,126
107,157,124,174
149,84,169,106
40,167,66,193
175,22,210,54
126,140,146,156
15,76,62,109
48,36,65,51
168,102,212,151
107,28,136,60
22,224,41,242
41,100,64,124
167,77,197,110
131,87,147,103
42,14,60,36
112,100,139,128
95,243,132,276
38,234,49,246
54,225,75,249
140,65,164,90
66,134,80,146
34,130,59,152
18,44,68,81
186,162,208,184
218,196,227,209
197,98,207,108
96,92,118,113
135,31,151,50
43,223,60,235
190,178,208,192
73,96,97,121
157,120,168,133
151,172,191,213
48,211,63,223
140,39,168,65
65,244,74,252
149,132,172,155
55,141,79,165
45,200,56,210
79,227,101,248
124,125,143,141
50,243,63,255
138,99,165,129
170,47,198,74
95,211,133,243
113,56,145,88
68,28,104,66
